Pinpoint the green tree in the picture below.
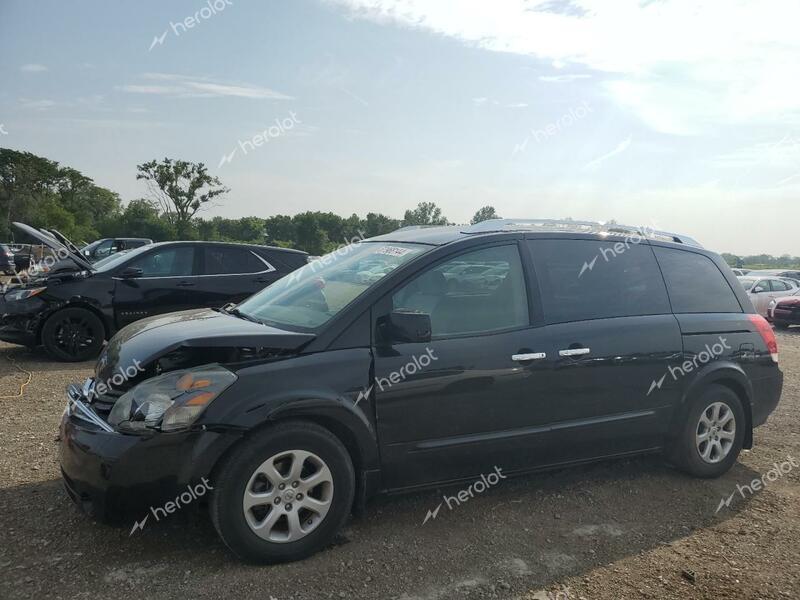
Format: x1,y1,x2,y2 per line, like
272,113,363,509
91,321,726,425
403,201,449,226
136,158,228,237
470,205,501,224
293,212,329,255
362,212,400,238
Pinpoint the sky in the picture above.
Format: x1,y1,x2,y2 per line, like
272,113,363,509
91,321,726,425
1,0,799,256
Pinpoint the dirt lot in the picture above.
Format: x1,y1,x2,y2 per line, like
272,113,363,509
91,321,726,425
0,333,799,600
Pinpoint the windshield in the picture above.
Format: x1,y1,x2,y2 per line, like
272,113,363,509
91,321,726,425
738,277,757,291
92,248,132,269
93,244,154,273
236,242,429,330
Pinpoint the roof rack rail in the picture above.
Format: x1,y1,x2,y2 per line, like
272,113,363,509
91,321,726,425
462,219,703,248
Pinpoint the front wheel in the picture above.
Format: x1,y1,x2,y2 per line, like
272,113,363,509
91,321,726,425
211,421,355,564
672,385,745,478
41,307,105,362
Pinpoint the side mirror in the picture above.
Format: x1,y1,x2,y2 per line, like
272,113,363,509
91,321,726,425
120,267,143,279
381,310,432,344
752,286,765,294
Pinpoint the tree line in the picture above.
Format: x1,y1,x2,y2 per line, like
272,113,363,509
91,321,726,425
4,148,791,265
0,149,501,254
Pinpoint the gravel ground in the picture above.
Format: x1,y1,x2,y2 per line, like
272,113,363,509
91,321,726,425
0,332,799,600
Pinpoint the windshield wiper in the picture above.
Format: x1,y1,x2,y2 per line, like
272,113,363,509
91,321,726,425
227,306,264,325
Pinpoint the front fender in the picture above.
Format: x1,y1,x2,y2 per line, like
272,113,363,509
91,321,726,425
204,349,379,471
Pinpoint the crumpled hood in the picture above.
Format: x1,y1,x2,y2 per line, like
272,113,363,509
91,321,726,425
95,308,315,386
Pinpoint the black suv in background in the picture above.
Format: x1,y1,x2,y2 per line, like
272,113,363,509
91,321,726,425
59,219,783,563
0,223,308,361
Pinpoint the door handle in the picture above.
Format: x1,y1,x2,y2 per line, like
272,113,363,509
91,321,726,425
176,281,195,287
559,347,591,357
512,352,547,362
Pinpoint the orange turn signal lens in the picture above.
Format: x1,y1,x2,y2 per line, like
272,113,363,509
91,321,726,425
185,391,216,406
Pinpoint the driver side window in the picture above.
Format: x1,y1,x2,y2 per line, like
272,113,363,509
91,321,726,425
128,247,195,277
392,245,529,337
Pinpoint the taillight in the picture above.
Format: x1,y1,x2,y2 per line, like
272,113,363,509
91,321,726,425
748,314,779,363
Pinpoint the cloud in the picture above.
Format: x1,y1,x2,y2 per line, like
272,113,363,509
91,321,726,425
19,98,57,110
118,73,293,100
20,63,47,73
327,0,800,134
539,74,591,83
584,135,632,170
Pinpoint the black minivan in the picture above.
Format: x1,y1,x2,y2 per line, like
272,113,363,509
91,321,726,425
0,223,308,361
59,219,783,563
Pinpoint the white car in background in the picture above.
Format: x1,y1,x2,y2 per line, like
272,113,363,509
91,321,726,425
738,276,799,318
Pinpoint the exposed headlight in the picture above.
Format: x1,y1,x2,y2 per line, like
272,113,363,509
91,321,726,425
5,287,46,301
108,365,237,432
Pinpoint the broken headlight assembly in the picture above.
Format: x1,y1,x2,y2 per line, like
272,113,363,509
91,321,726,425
108,365,237,432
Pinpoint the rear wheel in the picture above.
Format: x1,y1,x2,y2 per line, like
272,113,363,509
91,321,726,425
41,307,105,362
672,385,745,478
211,421,355,564
775,322,790,330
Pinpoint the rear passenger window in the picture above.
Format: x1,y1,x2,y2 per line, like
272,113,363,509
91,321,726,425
529,239,670,324
654,248,741,313
770,280,791,292
204,247,273,275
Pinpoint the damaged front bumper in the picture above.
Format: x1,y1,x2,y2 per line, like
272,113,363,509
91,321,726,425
59,380,242,521
0,296,47,346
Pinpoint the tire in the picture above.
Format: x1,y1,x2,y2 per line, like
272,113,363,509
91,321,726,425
775,322,790,330
672,385,745,478
210,420,355,564
41,307,105,362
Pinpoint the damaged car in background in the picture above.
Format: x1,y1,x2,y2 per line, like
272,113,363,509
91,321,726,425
0,222,308,361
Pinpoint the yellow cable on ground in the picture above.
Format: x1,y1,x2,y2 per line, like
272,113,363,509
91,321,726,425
0,352,33,400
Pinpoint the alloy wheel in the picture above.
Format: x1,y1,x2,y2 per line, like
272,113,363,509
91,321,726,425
54,316,97,355
696,401,736,464
242,449,334,543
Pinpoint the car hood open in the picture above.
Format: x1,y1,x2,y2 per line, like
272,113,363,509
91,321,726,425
12,222,93,272
96,308,316,386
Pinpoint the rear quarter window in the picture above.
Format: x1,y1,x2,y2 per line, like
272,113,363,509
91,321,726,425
528,239,671,324
654,247,742,313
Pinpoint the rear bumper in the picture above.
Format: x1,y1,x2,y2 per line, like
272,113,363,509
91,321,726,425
59,394,242,522
751,370,783,428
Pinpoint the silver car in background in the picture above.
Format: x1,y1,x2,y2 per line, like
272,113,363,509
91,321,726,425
738,276,800,318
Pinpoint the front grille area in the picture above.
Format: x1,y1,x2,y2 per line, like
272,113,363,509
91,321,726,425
91,390,122,419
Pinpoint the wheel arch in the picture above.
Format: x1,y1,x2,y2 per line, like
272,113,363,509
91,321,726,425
206,398,381,513
675,362,754,449
36,299,111,344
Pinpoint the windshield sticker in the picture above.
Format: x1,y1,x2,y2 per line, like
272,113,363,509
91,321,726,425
375,246,414,257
